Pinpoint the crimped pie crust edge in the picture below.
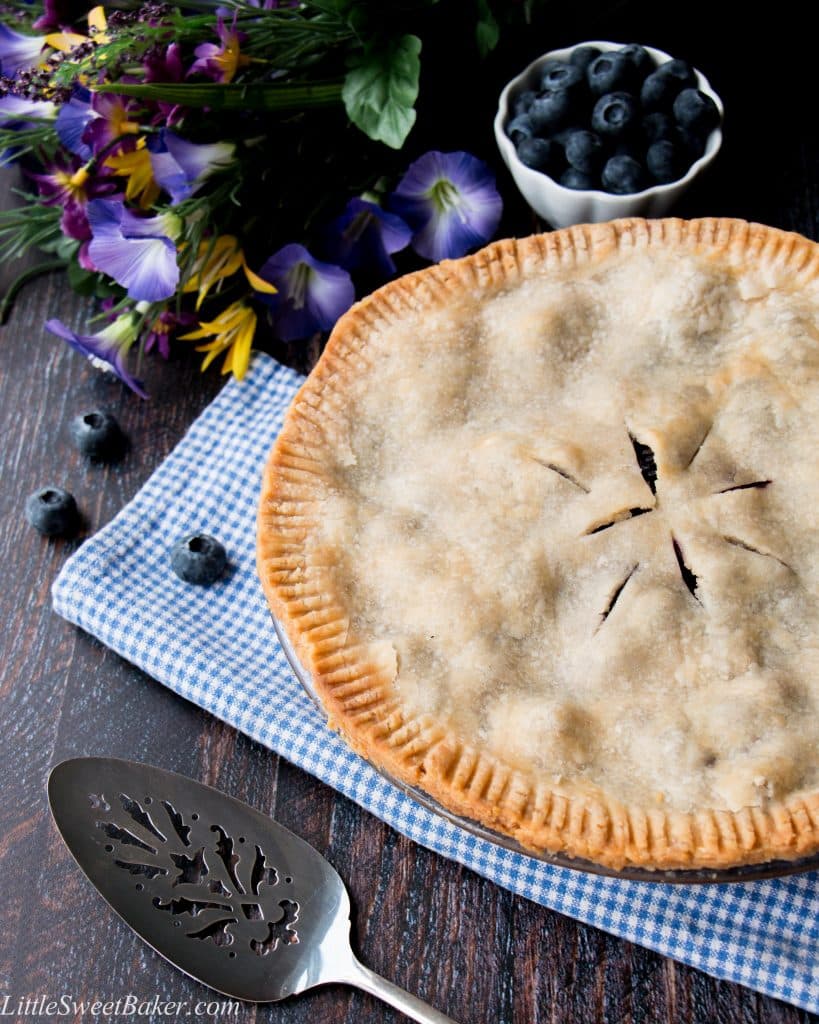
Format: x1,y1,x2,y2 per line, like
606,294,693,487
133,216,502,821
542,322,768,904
257,217,819,871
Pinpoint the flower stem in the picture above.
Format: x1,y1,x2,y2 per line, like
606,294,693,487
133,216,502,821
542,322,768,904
0,259,66,326
92,80,344,111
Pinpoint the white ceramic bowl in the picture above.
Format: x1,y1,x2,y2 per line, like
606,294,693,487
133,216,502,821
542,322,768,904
494,40,724,228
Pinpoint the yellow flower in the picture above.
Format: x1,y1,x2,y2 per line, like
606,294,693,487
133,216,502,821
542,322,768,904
46,6,109,51
208,27,250,85
104,139,159,209
87,6,109,42
180,301,257,379
51,166,91,202
101,96,141,138
182,235,276,310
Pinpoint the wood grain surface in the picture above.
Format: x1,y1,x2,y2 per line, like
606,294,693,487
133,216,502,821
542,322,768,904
1,2,818,1021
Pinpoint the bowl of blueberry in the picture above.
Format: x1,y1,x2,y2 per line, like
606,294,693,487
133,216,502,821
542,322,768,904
494,41,723,227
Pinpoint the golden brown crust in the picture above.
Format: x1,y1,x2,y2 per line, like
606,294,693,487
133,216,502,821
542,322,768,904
257,218,819,870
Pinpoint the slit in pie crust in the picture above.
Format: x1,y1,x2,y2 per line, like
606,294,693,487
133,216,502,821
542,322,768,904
257,218,819,870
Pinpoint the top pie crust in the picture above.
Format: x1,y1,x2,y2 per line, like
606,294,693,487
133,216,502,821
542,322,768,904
257,218,819,870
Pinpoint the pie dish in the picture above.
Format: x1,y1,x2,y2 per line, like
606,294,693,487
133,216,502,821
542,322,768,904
257,218,819,871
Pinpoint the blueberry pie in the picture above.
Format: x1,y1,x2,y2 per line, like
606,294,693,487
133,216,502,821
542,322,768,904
257,218,819,870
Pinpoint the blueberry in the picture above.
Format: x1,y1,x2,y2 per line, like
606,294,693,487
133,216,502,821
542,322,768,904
516,137,561,174
553,124,583,145
586,51,635,96
569,45,600,73
564,129,605,173
171,533,227,585
506,113,534,145
662,58,697,87
25,487,80,538
512,89,537,117
676,126,707,161
647,139,688,183
602,154,647,194
640,59,696,111
673,88,720,136
70,410,126,462
529,88,574,132
618,43,655,79
540,62,585,95
560,167,598,190
611,139,643,161
643,111,676,143
591,91,639,139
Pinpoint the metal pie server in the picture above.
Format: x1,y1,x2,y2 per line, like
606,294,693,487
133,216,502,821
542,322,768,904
48,757,457,1024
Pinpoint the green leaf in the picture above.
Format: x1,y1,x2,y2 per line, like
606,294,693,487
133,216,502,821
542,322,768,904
342,33,421,149
66,261,99,296
475,0,499,57
55,237,81,262
92,80,343,111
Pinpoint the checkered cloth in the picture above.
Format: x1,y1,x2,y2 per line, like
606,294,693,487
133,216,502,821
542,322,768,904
52,353,819,1014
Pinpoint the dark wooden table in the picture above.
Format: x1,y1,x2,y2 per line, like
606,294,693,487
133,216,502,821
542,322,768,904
2,4,818,1022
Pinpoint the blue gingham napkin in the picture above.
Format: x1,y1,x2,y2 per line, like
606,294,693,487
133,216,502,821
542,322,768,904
52,353,819,1014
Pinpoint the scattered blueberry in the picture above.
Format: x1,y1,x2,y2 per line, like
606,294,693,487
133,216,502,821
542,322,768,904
517,137,561,173
647,139,687,183
565,129,605,173
540,62,584,95
25,487,80,538
673,87,720,136
569,45,600,73
591,92,639,138
70,410,126,462
619,43,655,77
171,533,227,585
529,88,574,133
602,154,647,194
560,167,598,190
586,51,635,96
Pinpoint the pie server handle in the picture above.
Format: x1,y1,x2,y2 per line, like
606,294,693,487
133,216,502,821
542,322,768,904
335,953,458,1024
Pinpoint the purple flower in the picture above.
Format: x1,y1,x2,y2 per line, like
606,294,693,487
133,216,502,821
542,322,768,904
0,95,56,162
30,158,115,242
0,24,44,76
389,150,503,263
143,42,184,123
45,314,148,398
258,244,354,342
188,16,249,84
83,93,141,155
321,197,412,277
144,308,196,359
33,0,88,32
0,95,57,121
56,89,143,161
144,42,184,82
55,87,95,160
87,199,180,302
148,130,235,205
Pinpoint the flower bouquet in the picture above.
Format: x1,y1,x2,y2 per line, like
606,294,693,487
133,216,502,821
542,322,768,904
0,0,537,396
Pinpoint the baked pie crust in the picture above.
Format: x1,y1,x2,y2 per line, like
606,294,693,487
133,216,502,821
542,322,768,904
257,218,819,870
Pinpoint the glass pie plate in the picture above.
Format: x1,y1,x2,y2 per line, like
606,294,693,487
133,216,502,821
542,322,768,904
272,615,819,884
